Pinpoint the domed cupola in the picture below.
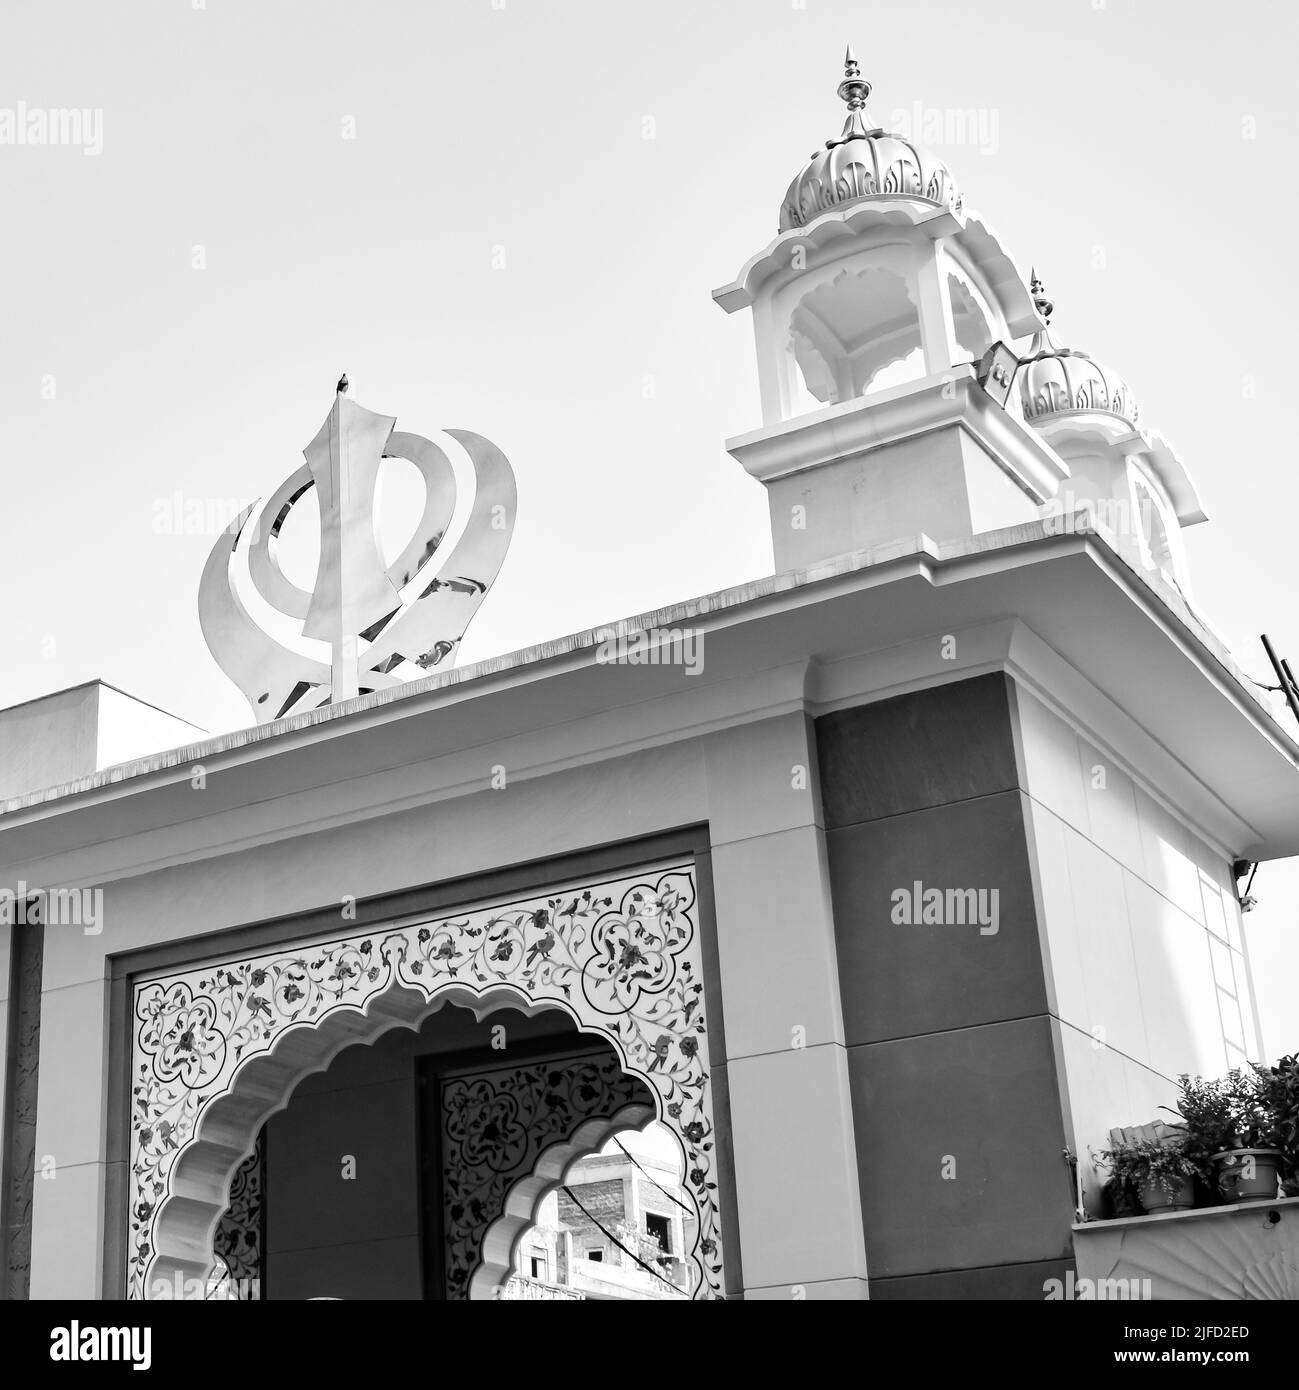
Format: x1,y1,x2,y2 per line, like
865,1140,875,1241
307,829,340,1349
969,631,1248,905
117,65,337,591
1018,275,1140,430
1020,273,1206,594
715,49,1044,427
713,49,1066,575
779,48,962,231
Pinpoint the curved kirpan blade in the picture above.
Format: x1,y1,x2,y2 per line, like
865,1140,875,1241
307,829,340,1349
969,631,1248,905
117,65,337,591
246,463,314,621
197,503,332,723
361,429,517,676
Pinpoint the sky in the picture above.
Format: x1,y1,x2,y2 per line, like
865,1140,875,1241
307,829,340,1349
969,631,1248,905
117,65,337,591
0,0,1294,1053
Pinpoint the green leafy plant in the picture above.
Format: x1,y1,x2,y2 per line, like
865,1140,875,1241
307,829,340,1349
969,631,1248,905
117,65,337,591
1252,1054,1299,1185
1096,1136,1206,1206
1164,1074,1234,1165
1221,1067,1281,1151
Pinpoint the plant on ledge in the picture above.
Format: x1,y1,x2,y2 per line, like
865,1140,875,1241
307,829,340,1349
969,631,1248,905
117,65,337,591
1166,1069,1283,1205
1094,1051,1298,1220
1254,1054,1299,1196
1096,1135,1206,1215
1250,1056,1299,1200
1164,1074,1234,1166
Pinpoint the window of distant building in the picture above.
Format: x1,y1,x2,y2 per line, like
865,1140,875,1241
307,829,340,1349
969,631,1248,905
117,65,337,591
645,1213,670,1254
586,1248,604,1263
529,1253,545,1280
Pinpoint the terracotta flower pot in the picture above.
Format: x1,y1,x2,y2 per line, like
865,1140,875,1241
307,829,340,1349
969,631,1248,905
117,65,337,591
1137,1174,1196,1213
1211,1148,1283,1203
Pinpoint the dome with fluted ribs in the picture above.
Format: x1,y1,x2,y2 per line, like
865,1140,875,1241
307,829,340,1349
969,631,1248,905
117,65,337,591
1018,326,1140,429
779,130,962,231
778,49,962,232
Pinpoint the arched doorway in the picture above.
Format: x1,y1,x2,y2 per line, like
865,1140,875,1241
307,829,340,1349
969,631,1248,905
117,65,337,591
128,861,724,1299
216,1005,662,1299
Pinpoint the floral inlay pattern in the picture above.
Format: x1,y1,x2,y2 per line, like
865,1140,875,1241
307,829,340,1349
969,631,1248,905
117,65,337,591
441,1051,652,1299
128,862,721,1299
210,1134,263,1300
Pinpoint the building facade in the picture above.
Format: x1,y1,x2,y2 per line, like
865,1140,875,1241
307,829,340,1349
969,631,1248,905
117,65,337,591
2,52,1298,1301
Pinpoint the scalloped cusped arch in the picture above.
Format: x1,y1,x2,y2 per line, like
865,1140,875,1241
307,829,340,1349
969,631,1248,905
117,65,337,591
128,862,723,1300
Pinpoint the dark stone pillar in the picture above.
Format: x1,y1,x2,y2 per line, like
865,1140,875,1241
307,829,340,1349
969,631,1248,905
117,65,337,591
2,906,44,1300
816,673,1075,1297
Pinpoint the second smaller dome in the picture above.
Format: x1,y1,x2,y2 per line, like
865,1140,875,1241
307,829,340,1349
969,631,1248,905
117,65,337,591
1017,276,1140,429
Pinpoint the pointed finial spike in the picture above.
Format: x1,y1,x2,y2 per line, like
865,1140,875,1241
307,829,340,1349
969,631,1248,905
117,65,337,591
835,43,871,118
337,373,349,395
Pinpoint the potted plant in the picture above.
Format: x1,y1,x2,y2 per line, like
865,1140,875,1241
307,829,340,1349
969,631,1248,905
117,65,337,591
1187,1069,1283,1203
1096,1135,1205,1215
1239,1056,1299,1200
1250,1055,1298,1198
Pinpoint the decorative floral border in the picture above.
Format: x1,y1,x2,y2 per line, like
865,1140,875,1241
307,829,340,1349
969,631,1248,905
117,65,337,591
128,863,722,1299
441,1051,653,1299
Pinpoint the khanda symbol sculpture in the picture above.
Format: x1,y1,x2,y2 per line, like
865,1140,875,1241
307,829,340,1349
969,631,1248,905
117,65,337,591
199,381,516,723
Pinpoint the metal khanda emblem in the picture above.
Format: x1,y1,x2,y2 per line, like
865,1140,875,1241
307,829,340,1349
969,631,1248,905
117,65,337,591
199,382,516,722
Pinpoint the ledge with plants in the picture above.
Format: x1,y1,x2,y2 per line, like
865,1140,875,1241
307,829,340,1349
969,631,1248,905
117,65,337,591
1093,1054,1299,1219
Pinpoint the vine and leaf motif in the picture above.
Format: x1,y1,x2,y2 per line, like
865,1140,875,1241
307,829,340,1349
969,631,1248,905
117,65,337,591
128,864,722,1299
209,1136,263,1300
440,1052,653,1299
